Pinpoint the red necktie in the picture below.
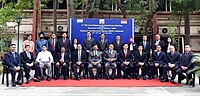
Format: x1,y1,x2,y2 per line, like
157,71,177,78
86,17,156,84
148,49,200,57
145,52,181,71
52,39,54,51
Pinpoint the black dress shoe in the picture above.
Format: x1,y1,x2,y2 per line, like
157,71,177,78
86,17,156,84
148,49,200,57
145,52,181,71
16,81,22,85
96,76,99,80
11,81,16,87
47,76,51,81
111,76,115,80
90,76,94,80
33,78,40,82
170,79,176,84
64,76,68,80
160,79,169,82
136,76,140,80
106,76,109,80
143,76,147,80
127,75,131,79
40,76,44,80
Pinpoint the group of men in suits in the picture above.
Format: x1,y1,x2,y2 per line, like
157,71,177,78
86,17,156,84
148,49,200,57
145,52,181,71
4,31,194,87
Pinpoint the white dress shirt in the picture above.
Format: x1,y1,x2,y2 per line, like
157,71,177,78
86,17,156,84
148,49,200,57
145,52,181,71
36,51,53,64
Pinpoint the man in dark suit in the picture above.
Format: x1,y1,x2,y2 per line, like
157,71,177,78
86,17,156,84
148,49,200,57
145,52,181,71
57,32,70,53
96,33,108,52
128,37,137,53
72,44,86,80
4,44,24,87
103,44,117,80
150,45,167,80
54,47,70,80
139,35,150,59
83,31,95,77
176,45,194,85
119,44,134,79
48,33,58,59
88,45,102,80
152,34,165,52
20,45,40,84
134,45,148,80
163,45,180,83
112,35,124,78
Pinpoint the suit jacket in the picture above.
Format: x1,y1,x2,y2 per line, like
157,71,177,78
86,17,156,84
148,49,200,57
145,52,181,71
152,51,166,65
134,51,147,63
57,38,70,53
119,50,133,63
55,52,70,63
152,40,165,51
96,39,109,52
5,51,21,67
88,50,102,64
180,51,193,69
112,40,124,53
70,44,78,52
103,50,117,63
72,50,86,63
48,39,58,53
20,51,34,65
166,51,180,66
83,38,95,51
139,40,150,53
164,43,176,53
128,43,137,52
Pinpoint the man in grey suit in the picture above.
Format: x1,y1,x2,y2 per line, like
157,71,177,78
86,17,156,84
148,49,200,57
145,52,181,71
104,44,117,80
88,45,102,80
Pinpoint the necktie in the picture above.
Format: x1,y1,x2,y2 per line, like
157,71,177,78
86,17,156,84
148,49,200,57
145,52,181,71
52,39,54,51
78,51,81,62
94,51,97,57
13,53,16,58
110,50,112,54
27,52,31,59
143,41,146,49
60,53,64,63
124,50,127,57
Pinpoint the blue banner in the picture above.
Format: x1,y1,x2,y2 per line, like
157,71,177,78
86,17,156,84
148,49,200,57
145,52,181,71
69,18,134,44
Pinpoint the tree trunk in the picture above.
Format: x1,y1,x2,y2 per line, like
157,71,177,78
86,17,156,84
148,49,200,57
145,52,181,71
177,15,183,52
184,13,190,45
117,0,126,19
53,0,57,34
144,11,157,33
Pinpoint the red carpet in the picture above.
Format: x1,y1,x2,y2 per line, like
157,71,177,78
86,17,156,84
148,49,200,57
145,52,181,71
21,79,181,87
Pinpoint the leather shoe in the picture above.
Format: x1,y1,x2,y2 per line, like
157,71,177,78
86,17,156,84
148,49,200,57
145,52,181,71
127,75,131,79
136,76,140,80
11,81,16,87
96,76,99,80
16,81,22,85
40,76,44,80
170,79,176,84
33,78,40,82
143,76,147,80
160,79,169,82
106,76,109,80
47,76,51,81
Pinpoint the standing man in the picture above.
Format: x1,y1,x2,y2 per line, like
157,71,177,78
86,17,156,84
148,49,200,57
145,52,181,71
119,44,134,79
128,37,137,53
20,45,40,84
54,47,70,80
36,45,53,81
72,44,86,80
134,45,148,80
35,32,48,54
139,35,150,59
176,45,194,85
48,33,58,60
152,34,165,52
163,45,180,83
150,45,166,80
5,44,24,87
88,45,102,80
112,35,124,78
104,44,117,80
57,32,70,53
83,31,95,77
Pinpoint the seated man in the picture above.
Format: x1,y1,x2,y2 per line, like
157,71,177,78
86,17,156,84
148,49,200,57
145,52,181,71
176,45,194,85
119,44,134,79
20,45,40,84
4,44,24,87
150,45,167,81
88,45,102,80
54,47,70,80
163,45,180,83
134,45,148,80
72,44,86,80
103,44,117,80
36,44,53,81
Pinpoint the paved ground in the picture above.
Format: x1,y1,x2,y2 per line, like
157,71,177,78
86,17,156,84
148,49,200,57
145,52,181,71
0,75,200,96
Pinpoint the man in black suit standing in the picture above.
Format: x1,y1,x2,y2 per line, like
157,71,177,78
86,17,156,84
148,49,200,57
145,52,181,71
150,45,167,80
176,45,194,85
163,45,180,83
83,31,95,77
4,44,24,87
48,33,58,59
72,44,86,80
54,47,70,80
128,37,137,53
139,35,150,59
21,45,40,84
57,32,70,53
104,44,117,80
119,44,134,79
134,45,148,80
112,35,124,78
88,45,102,80
152,34,165,52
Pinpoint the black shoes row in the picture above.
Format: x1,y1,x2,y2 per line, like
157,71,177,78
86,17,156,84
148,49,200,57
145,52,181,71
11,81,22,87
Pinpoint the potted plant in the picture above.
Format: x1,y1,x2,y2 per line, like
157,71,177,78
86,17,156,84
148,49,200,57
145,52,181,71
190,53,200,83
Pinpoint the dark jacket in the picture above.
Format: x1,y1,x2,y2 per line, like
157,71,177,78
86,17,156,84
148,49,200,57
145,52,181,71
152,51,166,65
166,51,180,66
96,39,109,52
20,51,34,65
57,38,71,53
5,51,21,67
180,51,193,69
134,51,147,63
55,52,70,63
83,38,95,51
119,50,133,63
72,50,86,63
112,40,124,53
